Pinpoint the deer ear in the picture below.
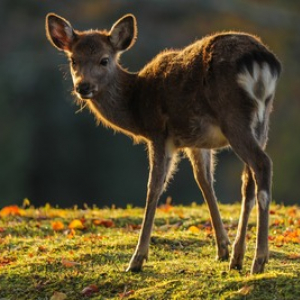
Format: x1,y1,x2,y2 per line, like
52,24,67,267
46,13,76,52
109,14,137,52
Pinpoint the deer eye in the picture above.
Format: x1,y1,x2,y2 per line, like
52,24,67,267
100,57,109,66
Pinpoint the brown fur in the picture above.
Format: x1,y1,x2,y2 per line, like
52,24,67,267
46,13,281,274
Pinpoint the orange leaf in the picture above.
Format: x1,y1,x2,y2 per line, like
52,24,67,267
38,245,47,253
93,219,114,228
0,257,13,267
61,258,80,267
159,203,173,213
288,253,300,259
188,225,200,233
52,221,65,231
159,196,173,213
127,224,141,230
68,219,84,230
81,284,99,297
120,290,135,299
0,205,21,217
67,228,76,239
288,207,297,217
238,285,254,295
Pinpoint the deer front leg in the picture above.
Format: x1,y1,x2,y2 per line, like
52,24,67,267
126,139,175,272
186,148,230,261
230,165,255,270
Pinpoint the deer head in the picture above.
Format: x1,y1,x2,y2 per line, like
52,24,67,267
46,13,137,100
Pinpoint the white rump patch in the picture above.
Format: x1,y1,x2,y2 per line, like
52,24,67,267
257,190,269,210
237,62,278,122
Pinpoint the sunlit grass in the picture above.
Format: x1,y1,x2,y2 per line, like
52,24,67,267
0,202,300,299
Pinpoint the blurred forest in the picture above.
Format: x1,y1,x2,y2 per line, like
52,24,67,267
1,0,300,208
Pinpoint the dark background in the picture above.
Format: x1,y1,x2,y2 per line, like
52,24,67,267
1,0,299,208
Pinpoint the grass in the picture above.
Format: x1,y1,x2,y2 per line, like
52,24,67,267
1,201,300,299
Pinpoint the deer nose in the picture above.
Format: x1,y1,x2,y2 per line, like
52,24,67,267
76,82,93,96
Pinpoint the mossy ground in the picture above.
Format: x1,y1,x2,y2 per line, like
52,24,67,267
0,202,300,299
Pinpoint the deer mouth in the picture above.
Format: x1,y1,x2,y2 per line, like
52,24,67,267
75,83,96,99
77,91,94,99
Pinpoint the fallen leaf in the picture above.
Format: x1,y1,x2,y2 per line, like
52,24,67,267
159,222,182,232
287,207,297,217
68,219,84,230
61,258,80,267
288,253,300,259
38,245,47,253
0,257,13,267
127,224,141,231
50,291,67,300
159,196,173,213
93,219,115,228
67,228,76,238
188,225,200,233
0,205,22,217
81,284,99,297
22,198,31,208
120,289,134,299
159,203,173,213
52,221,64,231
237,285,254,295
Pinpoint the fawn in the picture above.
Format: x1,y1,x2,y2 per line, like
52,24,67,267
45,13,281,274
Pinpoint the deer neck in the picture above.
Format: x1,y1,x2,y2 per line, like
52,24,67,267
88,69,140,136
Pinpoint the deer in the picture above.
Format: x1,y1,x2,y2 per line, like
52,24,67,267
45,13,281,274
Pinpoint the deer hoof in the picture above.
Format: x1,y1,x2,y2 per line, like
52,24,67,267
229,257,243,271
251,257,267,274
126,264,142,272
126,253,147,272
217,242,230,261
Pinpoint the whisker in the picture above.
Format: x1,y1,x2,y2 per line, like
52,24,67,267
75,100,88,114
59,64,70,80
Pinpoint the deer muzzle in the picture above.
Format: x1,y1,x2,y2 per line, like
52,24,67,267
75,82,96,99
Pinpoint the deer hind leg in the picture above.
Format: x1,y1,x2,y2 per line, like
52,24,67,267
225,125,272,274
230,116,271,271
229,165,256,270
186,148,230,260
127,138,177,272
228,61,277,273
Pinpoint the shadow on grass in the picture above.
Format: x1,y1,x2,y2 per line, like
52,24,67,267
221,273,300,300
2,255,300,300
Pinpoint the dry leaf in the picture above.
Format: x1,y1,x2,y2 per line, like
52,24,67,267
81,284,99,297
0,205,22,217
68,219,84,229
288,253,300,259
38,245,47,253
50,291,67,300
120,289,134,299
159,196,173,213
93,219,114,228
22,198,31,208
67,228,76,239
61,258,80,267
52,221,64,231
188,225,200,233
238,285,254,295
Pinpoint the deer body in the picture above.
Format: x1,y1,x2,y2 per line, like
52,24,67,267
46,14,281,274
